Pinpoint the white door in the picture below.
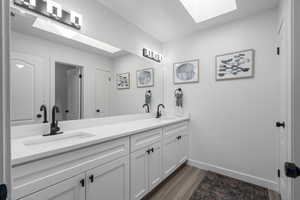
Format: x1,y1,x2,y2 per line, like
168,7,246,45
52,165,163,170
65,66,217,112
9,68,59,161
130,148,149,200
20,174,85,200
86,157,129,200
278,20,292,199
10,53,46,125
148,142,162,191
95,68,110,118
177,135,189,165
66,69,81,120
1,1,11,199
163,136,179,178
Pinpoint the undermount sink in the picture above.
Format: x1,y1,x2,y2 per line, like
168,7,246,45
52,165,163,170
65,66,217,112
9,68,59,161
23,132,95,146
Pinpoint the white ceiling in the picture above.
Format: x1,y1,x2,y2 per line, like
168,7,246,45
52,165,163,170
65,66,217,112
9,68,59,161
96,0,279,42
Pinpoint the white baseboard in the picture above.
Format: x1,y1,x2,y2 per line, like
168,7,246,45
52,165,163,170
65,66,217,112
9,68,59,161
188,159,279,192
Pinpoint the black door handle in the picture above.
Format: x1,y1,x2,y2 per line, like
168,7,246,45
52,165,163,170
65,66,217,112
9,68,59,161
285,162,300,178
276,121,285,128
0,184,7,200
89,175,94,183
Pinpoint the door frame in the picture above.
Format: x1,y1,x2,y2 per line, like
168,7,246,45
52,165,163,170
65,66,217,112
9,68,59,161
0,0,12,199
291,0,300,199
51,60,85,120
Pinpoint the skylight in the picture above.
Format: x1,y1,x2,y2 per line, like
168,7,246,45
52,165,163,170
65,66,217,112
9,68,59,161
32,18,121,54
179,0,237,23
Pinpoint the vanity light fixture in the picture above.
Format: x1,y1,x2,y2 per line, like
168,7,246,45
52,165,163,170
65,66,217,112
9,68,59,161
179,0,237,23
45,0,62,19
14,0,82,30
143,48,163,63
70,11,82,29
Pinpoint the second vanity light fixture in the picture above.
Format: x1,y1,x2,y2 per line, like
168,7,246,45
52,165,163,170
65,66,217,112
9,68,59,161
14,0,82,29
143,48,163,63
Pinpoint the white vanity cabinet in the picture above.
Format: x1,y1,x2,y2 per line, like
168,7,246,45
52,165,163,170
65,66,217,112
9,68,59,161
86,156,129,200
19,174,86,200
13,120,189,200
13,137,130,200
19,157,129,200
163,122,189,178
130,129,163,200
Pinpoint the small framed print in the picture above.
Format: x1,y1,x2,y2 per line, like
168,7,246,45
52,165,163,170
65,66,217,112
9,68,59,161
173,59,199,84
136,68,154,88
117,72,130,89
216,49,255,81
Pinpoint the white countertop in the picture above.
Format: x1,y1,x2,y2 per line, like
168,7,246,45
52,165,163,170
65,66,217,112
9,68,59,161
11,116,189,166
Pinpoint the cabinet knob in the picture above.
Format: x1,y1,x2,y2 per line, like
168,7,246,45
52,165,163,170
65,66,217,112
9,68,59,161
151,148,154,153
96,109,100,113
80,179,85,187
89,175,94,183
36,114,42,118
146,149,151,154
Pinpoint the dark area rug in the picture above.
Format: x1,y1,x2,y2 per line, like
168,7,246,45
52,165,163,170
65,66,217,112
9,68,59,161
190,171,269,200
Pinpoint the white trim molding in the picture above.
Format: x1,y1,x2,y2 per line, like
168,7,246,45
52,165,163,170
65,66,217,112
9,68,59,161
188,159,279,192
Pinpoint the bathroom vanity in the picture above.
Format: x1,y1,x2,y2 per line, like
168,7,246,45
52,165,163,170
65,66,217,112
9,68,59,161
11,116,189,200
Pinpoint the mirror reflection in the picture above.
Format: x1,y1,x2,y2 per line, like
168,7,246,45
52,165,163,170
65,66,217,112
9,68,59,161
10,7,164,126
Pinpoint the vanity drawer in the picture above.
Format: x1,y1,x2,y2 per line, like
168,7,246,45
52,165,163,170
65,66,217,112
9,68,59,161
163,121,188,139
130,128,162,152
12,137,129,200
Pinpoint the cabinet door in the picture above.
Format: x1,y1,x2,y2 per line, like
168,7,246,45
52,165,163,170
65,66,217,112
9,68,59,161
130,148,149,200
10,53,47,125
86,156,129,200
95,68,110,118
177,135,189,165
163,136,179,178
20,174,85,200
148,142,162,191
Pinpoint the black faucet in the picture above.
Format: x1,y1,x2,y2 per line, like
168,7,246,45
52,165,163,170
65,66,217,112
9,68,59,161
143,104,150,113
156,104,165,118
44,106,62,136
40,105,48,123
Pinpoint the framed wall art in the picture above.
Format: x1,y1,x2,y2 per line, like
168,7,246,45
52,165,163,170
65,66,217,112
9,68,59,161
216,49,255,81
173,59,199,84
136,68,154,88
117,72,130,89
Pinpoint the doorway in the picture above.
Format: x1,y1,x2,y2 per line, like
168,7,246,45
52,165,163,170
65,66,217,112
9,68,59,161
55,62,83,121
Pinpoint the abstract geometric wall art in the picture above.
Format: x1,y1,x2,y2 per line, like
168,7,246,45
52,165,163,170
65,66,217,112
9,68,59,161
216,49,255,81
173,59,199,84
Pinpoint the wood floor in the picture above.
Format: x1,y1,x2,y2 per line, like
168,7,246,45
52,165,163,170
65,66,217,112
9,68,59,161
143,164,281,200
